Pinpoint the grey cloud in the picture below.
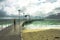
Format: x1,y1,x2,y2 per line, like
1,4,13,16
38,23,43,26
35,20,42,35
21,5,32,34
55,7,60,10
0,0,5,2
46,13,60,19
46,7,60,19
0,0,9,17
0,9,7,17
47,0,57,3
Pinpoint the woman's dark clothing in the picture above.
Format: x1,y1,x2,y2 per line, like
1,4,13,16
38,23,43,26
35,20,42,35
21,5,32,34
14,19,16,32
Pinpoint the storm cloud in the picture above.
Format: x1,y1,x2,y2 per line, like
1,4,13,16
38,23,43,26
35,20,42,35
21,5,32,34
0,0,5,2
47,0,57,3
0,0,60,17
46,7,60,19
0,0,8,17
46,13,60,19
0,9,7,17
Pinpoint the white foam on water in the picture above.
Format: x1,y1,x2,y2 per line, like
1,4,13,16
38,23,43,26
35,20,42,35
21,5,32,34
24,24,60,29
0,24,12,30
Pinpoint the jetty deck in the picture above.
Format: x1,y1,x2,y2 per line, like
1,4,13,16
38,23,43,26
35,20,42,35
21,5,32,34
0,21,25,40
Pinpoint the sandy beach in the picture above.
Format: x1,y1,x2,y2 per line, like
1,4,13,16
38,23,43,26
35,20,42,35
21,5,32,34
22,29,60,40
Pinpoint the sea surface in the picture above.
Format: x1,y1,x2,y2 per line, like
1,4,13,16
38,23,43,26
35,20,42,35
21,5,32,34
24,20,60,29
0,19,14,30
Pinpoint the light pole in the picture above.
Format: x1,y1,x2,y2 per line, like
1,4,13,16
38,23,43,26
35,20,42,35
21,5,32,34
23,13,25,20
18,9,22,40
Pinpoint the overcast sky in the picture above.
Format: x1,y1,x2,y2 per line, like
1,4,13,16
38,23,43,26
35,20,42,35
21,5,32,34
0,0,60,17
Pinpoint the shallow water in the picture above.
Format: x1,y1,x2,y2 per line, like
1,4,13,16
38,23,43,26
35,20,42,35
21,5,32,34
24,20,60,29
0,24,13,30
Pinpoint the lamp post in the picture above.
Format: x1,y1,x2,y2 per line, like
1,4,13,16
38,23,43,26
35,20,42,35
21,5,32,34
18,9,22,40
